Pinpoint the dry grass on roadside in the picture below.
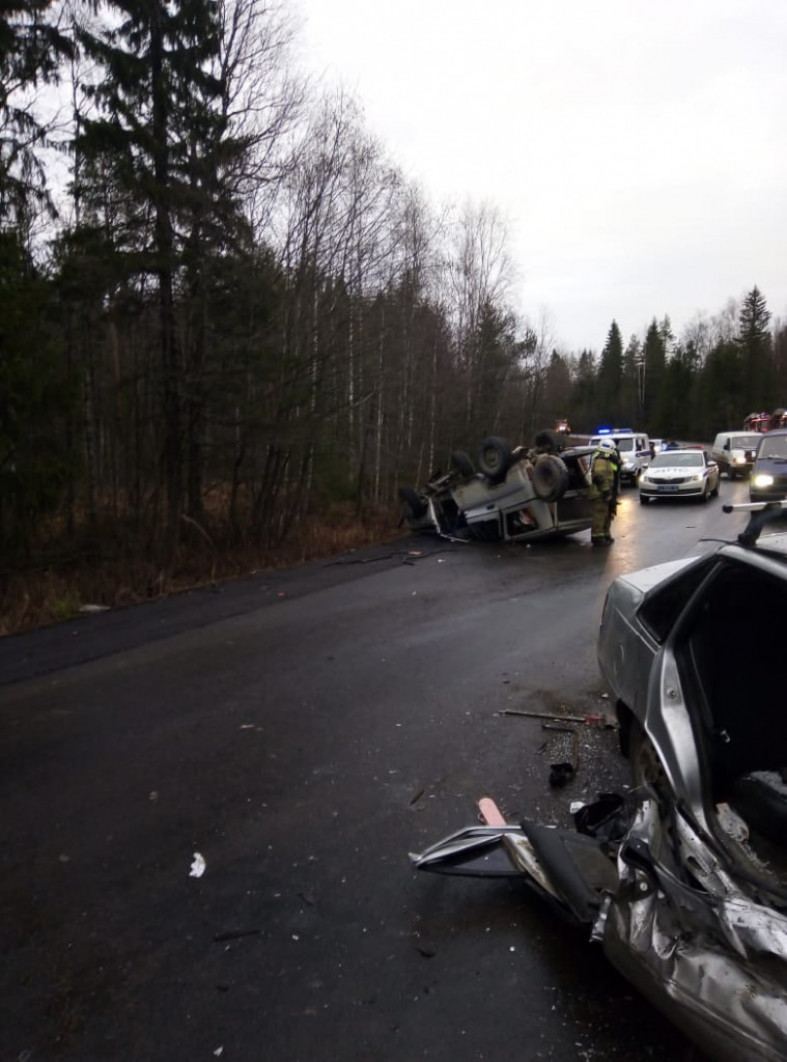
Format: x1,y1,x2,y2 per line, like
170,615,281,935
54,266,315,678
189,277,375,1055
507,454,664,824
0,506,403,637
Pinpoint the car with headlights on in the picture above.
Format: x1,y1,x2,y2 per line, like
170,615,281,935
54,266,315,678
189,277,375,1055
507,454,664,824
750,428,787,502
639,447,719,503
709,431,760,479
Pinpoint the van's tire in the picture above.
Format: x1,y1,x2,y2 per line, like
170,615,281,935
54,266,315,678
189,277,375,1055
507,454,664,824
450,450,475,477
478,436,511,482
398,485,427,519
534,428,563,453
532,455,569,502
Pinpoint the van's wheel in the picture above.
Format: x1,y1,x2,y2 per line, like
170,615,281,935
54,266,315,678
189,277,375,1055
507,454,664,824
534,428,563,453
532,454,569,502
450,450,475,477
478,436,511,482
398,486,427,519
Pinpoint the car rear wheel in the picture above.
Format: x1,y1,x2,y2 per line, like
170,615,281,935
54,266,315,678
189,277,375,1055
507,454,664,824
701,481,711,503
478,436,511,482
450,450,475,477
534,428,563,453
532,454,569,502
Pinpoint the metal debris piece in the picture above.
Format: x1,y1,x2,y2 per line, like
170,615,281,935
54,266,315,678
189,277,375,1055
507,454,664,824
501,708,588,723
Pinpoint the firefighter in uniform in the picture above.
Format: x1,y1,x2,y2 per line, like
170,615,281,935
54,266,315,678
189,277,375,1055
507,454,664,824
589,438,620,545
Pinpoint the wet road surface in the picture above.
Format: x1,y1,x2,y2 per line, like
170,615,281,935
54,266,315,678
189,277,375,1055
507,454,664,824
1,480,752,1061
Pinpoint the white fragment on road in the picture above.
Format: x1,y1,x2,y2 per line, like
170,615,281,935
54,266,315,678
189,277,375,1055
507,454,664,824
214,1048,224,1057
570,802,586,814
79,604,110,613
189,852,206,878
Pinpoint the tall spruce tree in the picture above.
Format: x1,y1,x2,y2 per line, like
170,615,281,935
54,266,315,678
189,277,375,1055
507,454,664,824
0,0,73,227
573,349,597,431
736,286,772,413
597,320,623,424
621,334,642,426
75,0,245,547
642,319,666,433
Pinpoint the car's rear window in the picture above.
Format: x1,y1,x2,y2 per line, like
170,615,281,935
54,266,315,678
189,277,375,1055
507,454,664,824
639,555,717,642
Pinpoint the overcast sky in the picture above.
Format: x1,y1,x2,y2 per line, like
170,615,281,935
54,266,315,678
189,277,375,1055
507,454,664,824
294,0,787,352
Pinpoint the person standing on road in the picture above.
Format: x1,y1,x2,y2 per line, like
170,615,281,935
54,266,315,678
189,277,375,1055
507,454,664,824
589,438,620,546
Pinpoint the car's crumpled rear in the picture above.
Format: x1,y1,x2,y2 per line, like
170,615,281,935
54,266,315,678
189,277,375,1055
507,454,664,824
601,798,787,1062
410,788,787,1062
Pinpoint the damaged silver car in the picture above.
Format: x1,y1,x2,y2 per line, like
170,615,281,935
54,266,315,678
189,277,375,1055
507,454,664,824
410,502,787,1062
398,433,596,543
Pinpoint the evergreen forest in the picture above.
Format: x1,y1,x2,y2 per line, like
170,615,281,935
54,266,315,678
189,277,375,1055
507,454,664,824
3,0,786,628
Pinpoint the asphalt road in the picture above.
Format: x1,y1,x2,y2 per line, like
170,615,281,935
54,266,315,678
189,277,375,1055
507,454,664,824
1,479,753,1062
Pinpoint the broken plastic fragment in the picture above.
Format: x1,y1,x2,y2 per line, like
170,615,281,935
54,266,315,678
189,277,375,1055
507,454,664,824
189,852,206,878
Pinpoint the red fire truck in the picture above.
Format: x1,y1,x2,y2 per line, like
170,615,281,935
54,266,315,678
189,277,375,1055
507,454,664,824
743,408,787,433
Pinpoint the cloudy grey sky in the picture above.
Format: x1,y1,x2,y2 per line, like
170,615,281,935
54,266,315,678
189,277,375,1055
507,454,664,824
295,0,787,352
